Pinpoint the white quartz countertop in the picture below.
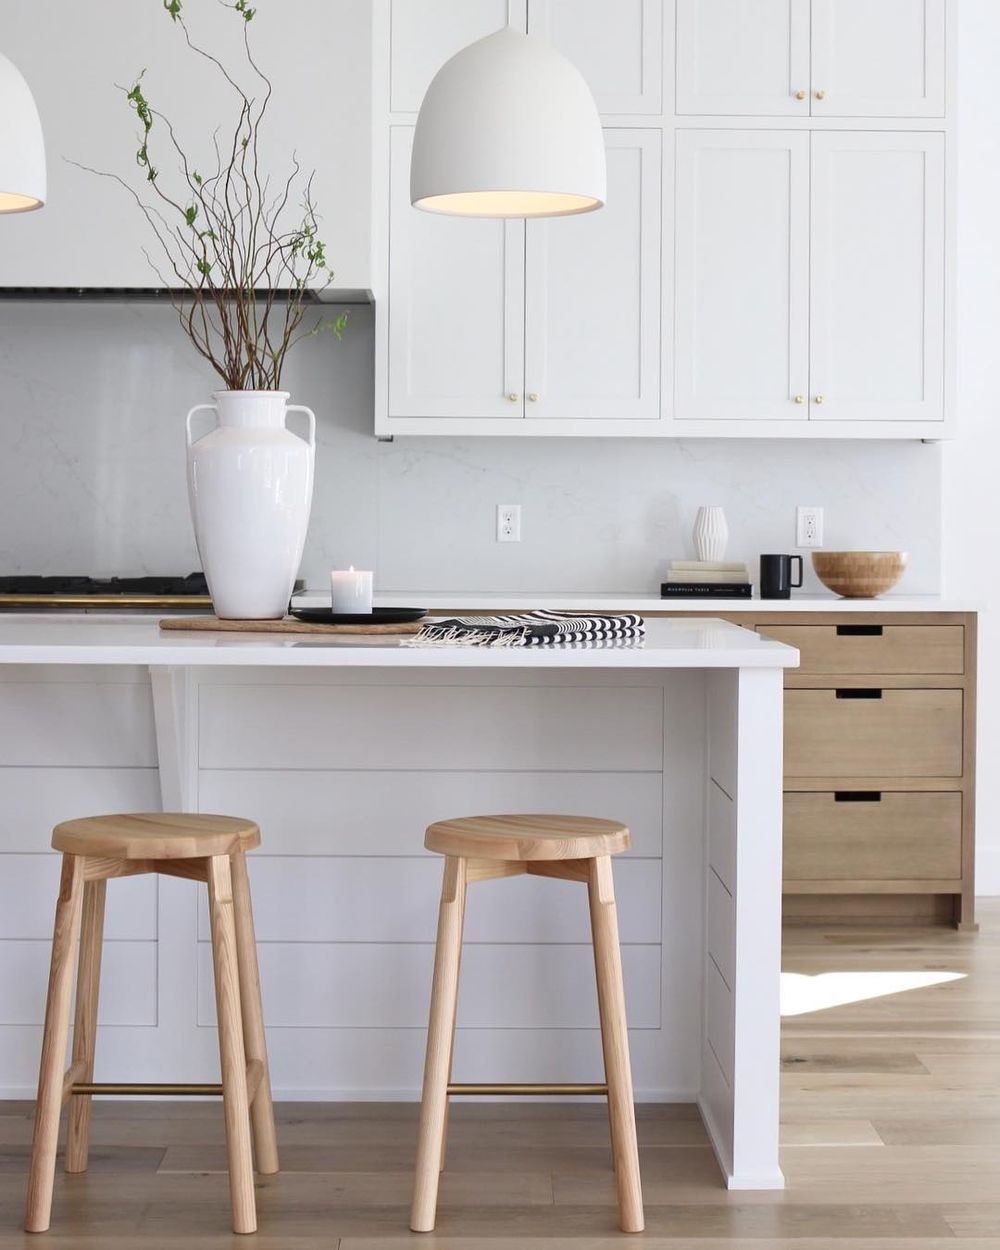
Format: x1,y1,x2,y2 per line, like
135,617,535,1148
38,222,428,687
0,614,798,669
295,591,980,614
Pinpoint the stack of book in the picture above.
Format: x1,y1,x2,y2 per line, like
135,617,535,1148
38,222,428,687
660,560,752,599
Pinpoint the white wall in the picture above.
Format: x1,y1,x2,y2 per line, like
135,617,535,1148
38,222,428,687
946,0,1000,893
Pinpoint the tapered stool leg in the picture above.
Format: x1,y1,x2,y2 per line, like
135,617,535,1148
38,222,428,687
207,855,256,1235
25,855,85,1233
439,873,467,1172
230,850,279,1175
66,878,107,1174
411,856,467,1232
588,855,644,1233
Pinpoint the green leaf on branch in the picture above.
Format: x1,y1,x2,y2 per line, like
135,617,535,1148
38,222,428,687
184,204,199,227
163,0,182,20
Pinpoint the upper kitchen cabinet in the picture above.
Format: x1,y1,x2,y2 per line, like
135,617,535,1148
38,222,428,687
377,127,661,433
0,0,372,293
675,0,811,117
528,0,664,116
809,132,945,424
676,0,947,118
674,130,810,424
383,0,662,119
673,128,948,436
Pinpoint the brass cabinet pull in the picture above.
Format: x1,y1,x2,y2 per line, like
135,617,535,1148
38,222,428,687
795,90,807,100
815,89,826,100
793,394,805,404
528,392,539,402
814,394,825,405
507,392,520,402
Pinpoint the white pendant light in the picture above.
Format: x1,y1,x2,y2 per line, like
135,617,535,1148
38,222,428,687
0,51,45,213
411,26,605,219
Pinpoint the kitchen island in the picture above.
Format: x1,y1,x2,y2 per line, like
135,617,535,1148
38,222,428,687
0,614,797,1190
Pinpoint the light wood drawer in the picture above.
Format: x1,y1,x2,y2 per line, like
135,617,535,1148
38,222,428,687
784,792,962,882
759,624,964,675
785,689,963,777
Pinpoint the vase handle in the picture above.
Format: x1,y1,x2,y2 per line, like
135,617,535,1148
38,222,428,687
185,403,218,448
285,404,316,449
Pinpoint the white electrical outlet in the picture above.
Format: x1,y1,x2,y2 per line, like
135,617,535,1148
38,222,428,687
796,505,824,548
496,504,521,542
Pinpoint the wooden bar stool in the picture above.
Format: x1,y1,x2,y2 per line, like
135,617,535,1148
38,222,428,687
410,814,644,1234
24,813,278,1236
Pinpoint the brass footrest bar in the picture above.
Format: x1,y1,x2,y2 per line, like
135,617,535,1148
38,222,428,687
446,1082,608,1096
70,1083,224,1096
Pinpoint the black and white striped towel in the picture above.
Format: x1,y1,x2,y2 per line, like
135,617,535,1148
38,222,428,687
401,611,645,648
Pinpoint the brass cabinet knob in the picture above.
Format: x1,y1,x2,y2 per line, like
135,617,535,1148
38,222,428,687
507,392,520,402
815,89,826,100
528,392,539,402
793,394,805,404
814,394,825,405
795,90,807,100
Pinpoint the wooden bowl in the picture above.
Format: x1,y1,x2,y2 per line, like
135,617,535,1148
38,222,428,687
811,551,907,598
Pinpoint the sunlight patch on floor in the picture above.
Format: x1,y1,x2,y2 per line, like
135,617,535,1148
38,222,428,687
780,969,966,1017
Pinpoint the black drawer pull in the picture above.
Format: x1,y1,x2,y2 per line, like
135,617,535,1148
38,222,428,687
836,624,883,637
835,688,882,699
834,791,883,802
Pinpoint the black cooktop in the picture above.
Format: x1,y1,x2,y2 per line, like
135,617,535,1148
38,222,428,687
0,573,210,596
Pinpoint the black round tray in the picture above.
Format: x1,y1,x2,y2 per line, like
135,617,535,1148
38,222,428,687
288,606,427,626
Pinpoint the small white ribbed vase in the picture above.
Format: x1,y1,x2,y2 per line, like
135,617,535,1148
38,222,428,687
692,506,729,562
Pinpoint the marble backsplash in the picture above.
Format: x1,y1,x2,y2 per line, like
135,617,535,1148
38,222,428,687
0,302,941,595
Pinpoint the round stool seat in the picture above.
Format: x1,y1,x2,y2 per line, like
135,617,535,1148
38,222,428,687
51,813,260,860
424,813,629,862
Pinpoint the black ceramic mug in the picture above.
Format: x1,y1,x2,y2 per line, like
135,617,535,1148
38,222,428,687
759,553,803,599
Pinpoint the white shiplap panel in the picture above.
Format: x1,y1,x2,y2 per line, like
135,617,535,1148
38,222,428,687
707,671,737,798
708,778,736,894
197,942,660,1031
706,953,735,1086
0,940,157,1026
0,767,161,852
0,682,156,766
197,856,660,946
0,855,156,940
199,684,664,771
198,769,664,857
706,867,734,992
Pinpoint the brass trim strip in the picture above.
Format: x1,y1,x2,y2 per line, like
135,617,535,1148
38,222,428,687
0,595,213,607
70,1083,223,1096
446,1082,608,1096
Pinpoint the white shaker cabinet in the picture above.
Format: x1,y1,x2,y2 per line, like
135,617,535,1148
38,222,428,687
529,0,663,116
0,0,372,293
379,128,661,430
674,131,810,423
523,131,661,421
676,0,946,119
809,132,945,423
675,0,811,117
674,129,946,431
811,0,946,118
385,129,525,421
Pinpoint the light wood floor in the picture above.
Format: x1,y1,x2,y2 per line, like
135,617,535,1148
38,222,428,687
2,902,999,1248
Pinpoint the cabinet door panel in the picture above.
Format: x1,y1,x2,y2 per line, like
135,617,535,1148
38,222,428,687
523,131,661,420
387,128,525,420
810,132,945,423
388,0,524,113
674,130,809,422
675,0,810,116
529,0,662,115
811,0,946,118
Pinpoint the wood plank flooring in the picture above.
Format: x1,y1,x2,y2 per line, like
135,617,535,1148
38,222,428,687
1,901,999,1247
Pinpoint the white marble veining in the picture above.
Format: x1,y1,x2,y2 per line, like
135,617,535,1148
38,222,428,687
0,303,941,595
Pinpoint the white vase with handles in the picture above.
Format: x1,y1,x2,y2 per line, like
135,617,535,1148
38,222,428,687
186,390,316,619
692,505,729,562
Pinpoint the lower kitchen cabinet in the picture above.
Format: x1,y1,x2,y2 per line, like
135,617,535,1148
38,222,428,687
655,609,977,927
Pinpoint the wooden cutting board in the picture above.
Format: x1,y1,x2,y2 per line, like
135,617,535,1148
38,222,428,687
159,616,423,636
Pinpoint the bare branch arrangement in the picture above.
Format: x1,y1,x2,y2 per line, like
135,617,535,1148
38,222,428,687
78,0,347,390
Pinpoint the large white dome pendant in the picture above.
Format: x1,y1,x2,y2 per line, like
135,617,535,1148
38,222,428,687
0,51,45,213
411,26,606,219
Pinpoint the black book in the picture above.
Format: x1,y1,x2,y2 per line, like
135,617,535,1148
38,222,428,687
660,582,753,598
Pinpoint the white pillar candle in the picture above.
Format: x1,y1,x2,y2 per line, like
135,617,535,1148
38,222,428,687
330,566,373,615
